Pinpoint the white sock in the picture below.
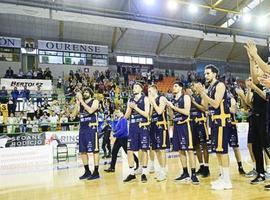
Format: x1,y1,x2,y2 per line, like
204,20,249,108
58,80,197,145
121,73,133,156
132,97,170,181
142,167,148,175
161,167,166,175
205,163,209,167
223,167,231,183
253,163,256,170
199,162,204,167
129,167,135,175
266,165,270,173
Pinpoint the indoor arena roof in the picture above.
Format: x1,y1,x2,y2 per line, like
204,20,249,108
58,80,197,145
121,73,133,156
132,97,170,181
0,0,270,64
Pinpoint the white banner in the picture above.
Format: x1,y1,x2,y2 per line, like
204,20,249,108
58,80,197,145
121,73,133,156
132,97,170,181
38,40,108,54
1,78,52,91
93,59,108,66
0,145,53,170
0,36,21,48
45,131,79,147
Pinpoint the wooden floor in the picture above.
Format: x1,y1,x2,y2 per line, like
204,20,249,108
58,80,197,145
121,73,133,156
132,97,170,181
0,154,270,200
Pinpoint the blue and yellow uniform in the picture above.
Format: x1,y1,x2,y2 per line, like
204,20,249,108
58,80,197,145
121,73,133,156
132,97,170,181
150,96,170,150
172,94,193,151
190,94,209,145
208,81,231,154
79,99,99,153
127,95,150,151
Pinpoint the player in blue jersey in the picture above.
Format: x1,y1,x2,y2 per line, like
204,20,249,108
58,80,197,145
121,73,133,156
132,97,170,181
71,87,100,180
167,81,199,185
123,82,150,183
148,85,170,181
194,65,232,190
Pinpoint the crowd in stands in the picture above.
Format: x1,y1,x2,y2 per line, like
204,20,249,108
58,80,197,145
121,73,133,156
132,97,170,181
5,67,53,79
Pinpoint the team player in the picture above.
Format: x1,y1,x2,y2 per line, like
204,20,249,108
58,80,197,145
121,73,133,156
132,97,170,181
123,82,150,183
194,65,232,190
148,85,170,182
187,84,210,178
72,87,100,180
167,81,199,185
227,90,246,175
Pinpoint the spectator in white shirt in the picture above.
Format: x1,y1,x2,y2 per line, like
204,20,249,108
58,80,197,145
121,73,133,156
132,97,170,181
32,116,39,133
7,113,17,134
49,111,59,131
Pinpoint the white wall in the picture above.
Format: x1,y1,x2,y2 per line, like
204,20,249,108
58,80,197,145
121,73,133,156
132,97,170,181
0,61,21,77
38,63,109,78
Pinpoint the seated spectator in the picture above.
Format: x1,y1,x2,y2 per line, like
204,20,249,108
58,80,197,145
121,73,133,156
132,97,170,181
26,70,33,79
5,67,14,78
17,69,25,78
37,69,43,79
49,111,59,131
0,86,8,103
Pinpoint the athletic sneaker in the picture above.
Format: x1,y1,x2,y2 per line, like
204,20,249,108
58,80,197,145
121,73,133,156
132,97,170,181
123,174,136,183
141,174,147,183
174,173,190,182
202,167,210,178
191,175,200,185
149,164,155,174
196,166,204,176
238,167,246,175
211,175,223,186
250,174,265,185
264,184,270,190
245,169,257,178
87,172,100,180
156,171,166,182
135,167,142,175
79,171,91,180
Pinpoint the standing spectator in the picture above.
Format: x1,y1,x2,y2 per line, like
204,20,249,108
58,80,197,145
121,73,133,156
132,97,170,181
0,111,4,133
49,111,59,131
8,97,15,115
101,120,111,158
25,101,35,119
31,116,39,132
39,112,49,132
0,86,8,103
18,112,27,133
7,113,17,134
20,86,30,110
60,114,69,131
35,86,43,107
26,117,32,133
5,67,14,78
35,106,43,119
57,76,63,88
11,87,19,112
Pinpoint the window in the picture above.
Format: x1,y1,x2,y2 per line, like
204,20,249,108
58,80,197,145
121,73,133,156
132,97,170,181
146,58,153,65
117,56,124,62
132,57,139,64
138,57,146,64
0,47,20,62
